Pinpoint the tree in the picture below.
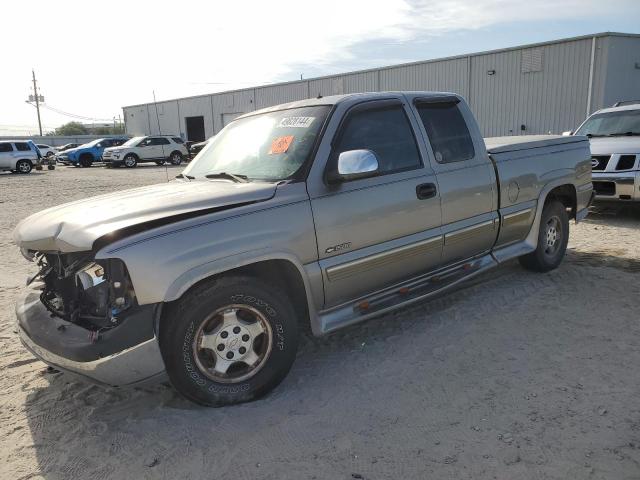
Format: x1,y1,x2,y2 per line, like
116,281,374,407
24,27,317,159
54,122,89,136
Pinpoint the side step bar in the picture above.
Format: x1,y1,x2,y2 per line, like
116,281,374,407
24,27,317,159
317,254,498,334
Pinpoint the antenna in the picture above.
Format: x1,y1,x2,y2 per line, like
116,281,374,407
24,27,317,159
153,90,169,182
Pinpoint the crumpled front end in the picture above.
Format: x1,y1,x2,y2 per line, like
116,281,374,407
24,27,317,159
15,251,166,386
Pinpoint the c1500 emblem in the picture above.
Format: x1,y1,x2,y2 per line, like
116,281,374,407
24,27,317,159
325,242,352,254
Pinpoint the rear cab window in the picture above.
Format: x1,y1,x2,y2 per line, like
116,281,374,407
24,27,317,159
416,99,475,163
172,137,184,144
332,102,422,175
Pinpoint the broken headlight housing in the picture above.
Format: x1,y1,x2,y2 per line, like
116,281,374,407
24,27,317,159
38,254,137,329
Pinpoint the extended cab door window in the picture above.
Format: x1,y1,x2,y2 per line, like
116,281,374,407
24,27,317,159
310,99,443,308
415,98,497,265
331,103,422,174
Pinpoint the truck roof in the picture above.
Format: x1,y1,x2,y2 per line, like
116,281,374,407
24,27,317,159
593,103,640,114
237,91,459,120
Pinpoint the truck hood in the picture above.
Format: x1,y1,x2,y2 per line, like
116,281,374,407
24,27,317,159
13,180,277,253
589,136,640,155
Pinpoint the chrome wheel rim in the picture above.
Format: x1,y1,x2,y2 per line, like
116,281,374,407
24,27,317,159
171,153,181,164
192,304,272,383
18,161,30,173
544,216,561,256
124,157,135,167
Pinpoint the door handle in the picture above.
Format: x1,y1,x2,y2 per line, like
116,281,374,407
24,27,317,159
416,183,437,200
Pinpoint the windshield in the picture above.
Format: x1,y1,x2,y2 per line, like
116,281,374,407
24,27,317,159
576,109,640,136
183,106,331,181
122,136,144,147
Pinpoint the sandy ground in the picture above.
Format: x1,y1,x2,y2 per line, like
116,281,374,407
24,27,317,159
1,165,639,480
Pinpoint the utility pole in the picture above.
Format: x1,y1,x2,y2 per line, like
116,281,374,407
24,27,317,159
31,69,43,136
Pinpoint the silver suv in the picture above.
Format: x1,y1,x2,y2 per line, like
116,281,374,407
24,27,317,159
571,101,640,201
0,140,40,174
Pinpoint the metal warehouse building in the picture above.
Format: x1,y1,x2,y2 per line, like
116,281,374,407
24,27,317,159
123,32,640,140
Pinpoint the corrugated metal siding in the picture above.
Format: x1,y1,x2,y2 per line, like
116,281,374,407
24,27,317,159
123,105,151,136
470,38,593,136
600,36,640,109
379,58,469,96
255,82,308,109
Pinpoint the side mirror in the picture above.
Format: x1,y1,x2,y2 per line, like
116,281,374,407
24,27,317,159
327,149,379,184
561,130,573,136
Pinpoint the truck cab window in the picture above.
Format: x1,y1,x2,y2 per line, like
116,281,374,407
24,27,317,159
333,105,421,174
417,102,475,163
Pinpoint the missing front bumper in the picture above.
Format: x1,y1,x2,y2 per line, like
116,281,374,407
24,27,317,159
15,289,166,386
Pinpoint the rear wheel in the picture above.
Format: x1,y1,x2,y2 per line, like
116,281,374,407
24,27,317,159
15,159,32,174
169,151,183,165
519,200,569,272
160,276,299,406
123,154,137,168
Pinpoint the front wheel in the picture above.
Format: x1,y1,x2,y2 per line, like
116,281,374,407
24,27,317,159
519,200,569,272
160,276,299,406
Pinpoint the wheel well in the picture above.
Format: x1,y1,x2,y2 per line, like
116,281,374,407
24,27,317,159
79,152,93,160
545,185,577,219
125,152,138,159
176,260,310,331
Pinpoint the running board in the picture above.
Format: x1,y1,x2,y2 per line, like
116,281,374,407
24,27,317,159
317,254,498,334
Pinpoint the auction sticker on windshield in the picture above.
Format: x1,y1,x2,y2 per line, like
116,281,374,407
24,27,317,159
277,117,315,128
269,135,294,154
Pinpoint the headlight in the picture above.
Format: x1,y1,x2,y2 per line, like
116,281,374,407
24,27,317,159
75,260,136,319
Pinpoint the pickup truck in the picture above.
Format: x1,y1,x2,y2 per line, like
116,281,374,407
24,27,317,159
567,102,640,201
56,137,128,167
13,92,593,406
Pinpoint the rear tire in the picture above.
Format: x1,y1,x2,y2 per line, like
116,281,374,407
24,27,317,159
160,276,299,406
123,154,137,168
169,151,183,165
519,200,569,272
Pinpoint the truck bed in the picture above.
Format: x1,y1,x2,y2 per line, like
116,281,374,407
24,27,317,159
484,134,588,154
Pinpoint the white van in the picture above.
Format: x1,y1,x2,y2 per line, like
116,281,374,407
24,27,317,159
0,140,41,174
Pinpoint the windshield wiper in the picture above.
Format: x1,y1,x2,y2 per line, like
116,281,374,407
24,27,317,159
606,132,640,137
175,173,195,180
204,172,249,183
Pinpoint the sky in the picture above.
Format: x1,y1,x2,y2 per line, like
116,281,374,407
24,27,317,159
1,0,639,135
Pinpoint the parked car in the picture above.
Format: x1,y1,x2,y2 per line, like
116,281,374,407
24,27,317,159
188,139,210,158
56,137,128,167
56,143,81,152
36,144,57,157
567,101,640,201
13,92,593,406
0,140,41,174
102,135,189,167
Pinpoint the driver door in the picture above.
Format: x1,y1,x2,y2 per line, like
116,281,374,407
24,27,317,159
309,99,443,308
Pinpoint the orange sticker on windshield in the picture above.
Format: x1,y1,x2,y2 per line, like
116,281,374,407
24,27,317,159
269,135,294,154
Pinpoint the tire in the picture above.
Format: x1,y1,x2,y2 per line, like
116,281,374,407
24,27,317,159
160,276,299,406
15,159,32,174
519,200,569,272
169,151,183,165
123,154,137,168
155,160,166,166
79,154,93,168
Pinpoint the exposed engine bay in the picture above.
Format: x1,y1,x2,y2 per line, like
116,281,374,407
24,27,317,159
30,251,136,332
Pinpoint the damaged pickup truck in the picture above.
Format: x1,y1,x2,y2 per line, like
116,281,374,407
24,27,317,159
14,92,594,406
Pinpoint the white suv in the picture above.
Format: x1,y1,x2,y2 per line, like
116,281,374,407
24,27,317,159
102,135,189,168
0,140,41,174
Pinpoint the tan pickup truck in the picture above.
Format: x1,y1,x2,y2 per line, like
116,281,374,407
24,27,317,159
14,92,593,406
